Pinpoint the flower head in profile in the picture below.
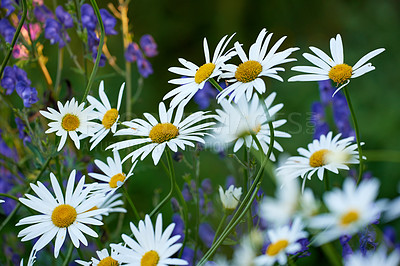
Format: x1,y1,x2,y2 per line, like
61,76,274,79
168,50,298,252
107,101,215,165
88,192,127,221
277,132,361,191
16,170,105,258
89,150,135,194
40,98,97,151
213,92,290,161
217,28,299,103
254,218,308,266
165,34,236,107
309,178,386,245
87,81,125,150
219,185,242,212
110,213,188,265
289,34,385,96
76,247,121,266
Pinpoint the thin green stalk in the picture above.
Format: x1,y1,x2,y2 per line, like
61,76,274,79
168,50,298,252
0,157,51,234
61,244,74,266
0,0,27,79
123,186,140,222
324,170,329,191
0,193,19,202
321,242,343,266
76,247,85,261
209,78,223,92
81,0,105,103
55,48,64,97
212,213,228,245
342,87,363,185
244,147,252,233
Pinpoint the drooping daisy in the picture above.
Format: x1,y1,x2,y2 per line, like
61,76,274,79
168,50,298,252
309,178,386,245
213,92,290,161
16,170,105,258
254,217,308,266
76,247,121,266
88,192,127,221
289,34,385,96
165,34,236,108
344,247,400,266
87,81,125,150
40,98,97,151
277,131,361,190
219,185,242,212
110,213,188,265
89,150,136,194
217,28,299,103
107,101,215,165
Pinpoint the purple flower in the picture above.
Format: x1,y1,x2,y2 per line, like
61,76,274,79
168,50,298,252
199,223,215,248
289,238,311,258
359,227,377,255
1,0,15,16
0,167,17,215
318,80,334,105
91,46,106,67
339,235,353,259
15,117,31,144
332,92,355,138
137,57,153,78
182,183,192,201
225,175,236,188
33,5,54,23
125,42,142,63
140,34,158,57
171,197,180,213
100,9,117,35
55,6,73,29
0,18,15,43
81,4,97,31
383,226,400,251
193,81,222,110
171,213,185,243
172,151,183,162
311,101,330,139
201,179,212,195
1,66,17,94
44,18,69,47
181,247,195,266
15,81,39,107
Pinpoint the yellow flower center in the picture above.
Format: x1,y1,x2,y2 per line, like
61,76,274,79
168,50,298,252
98,256,119,266
328,63,353,84
51,204,77,228
235,60,263,83
266,239,289,256
109,173,126,188
61,114,80,131
102,108,119,129
340,210,359,226
309,149,330,167
194,63,216,84
141,250,160,266
149,123,179,144
238,123,262,138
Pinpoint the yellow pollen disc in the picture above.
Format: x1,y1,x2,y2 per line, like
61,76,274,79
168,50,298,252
309,149,330,167
149,123,179,144
109,173,126,188
266,239,289,256
235,60,263,83
51,204,77,228
340,210,359,226
98,256,119,266
328,63,353,84
141,250,160,266
61,114,80,131
102,108,119,129
194,63,216,84
253,124,261,134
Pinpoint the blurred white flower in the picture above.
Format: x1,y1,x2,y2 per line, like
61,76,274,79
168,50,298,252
219,185,242,211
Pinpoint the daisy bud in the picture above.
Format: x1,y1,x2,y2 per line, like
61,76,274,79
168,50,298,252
219,185,242,212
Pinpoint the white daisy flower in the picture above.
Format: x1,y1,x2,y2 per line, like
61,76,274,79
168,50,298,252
254,217,308,266
219,185,242,212
16,170,105,258
165,34,236,108
110,213,188,265
289,34,385,96
309,178,386,245
344,247,400,266
217,28,299,103
40,98,97,151
232,230,263,266
88,192,127,221
107,101,215,165
76,247,121,266
89,150,136,194
277,132,361,191
0,199,4,203
213,92,290,161
87,81,125,150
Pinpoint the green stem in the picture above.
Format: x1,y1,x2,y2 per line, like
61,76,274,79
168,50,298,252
321,242,343,266
55,48,64,97
81,0,105,103
123,185,140,222
0,193,19,202
342,87,364,184
212,213,228,245
0,157,51,234
0,0,27,79
61,244,74,266
209,78,224,92
324,170,329,191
